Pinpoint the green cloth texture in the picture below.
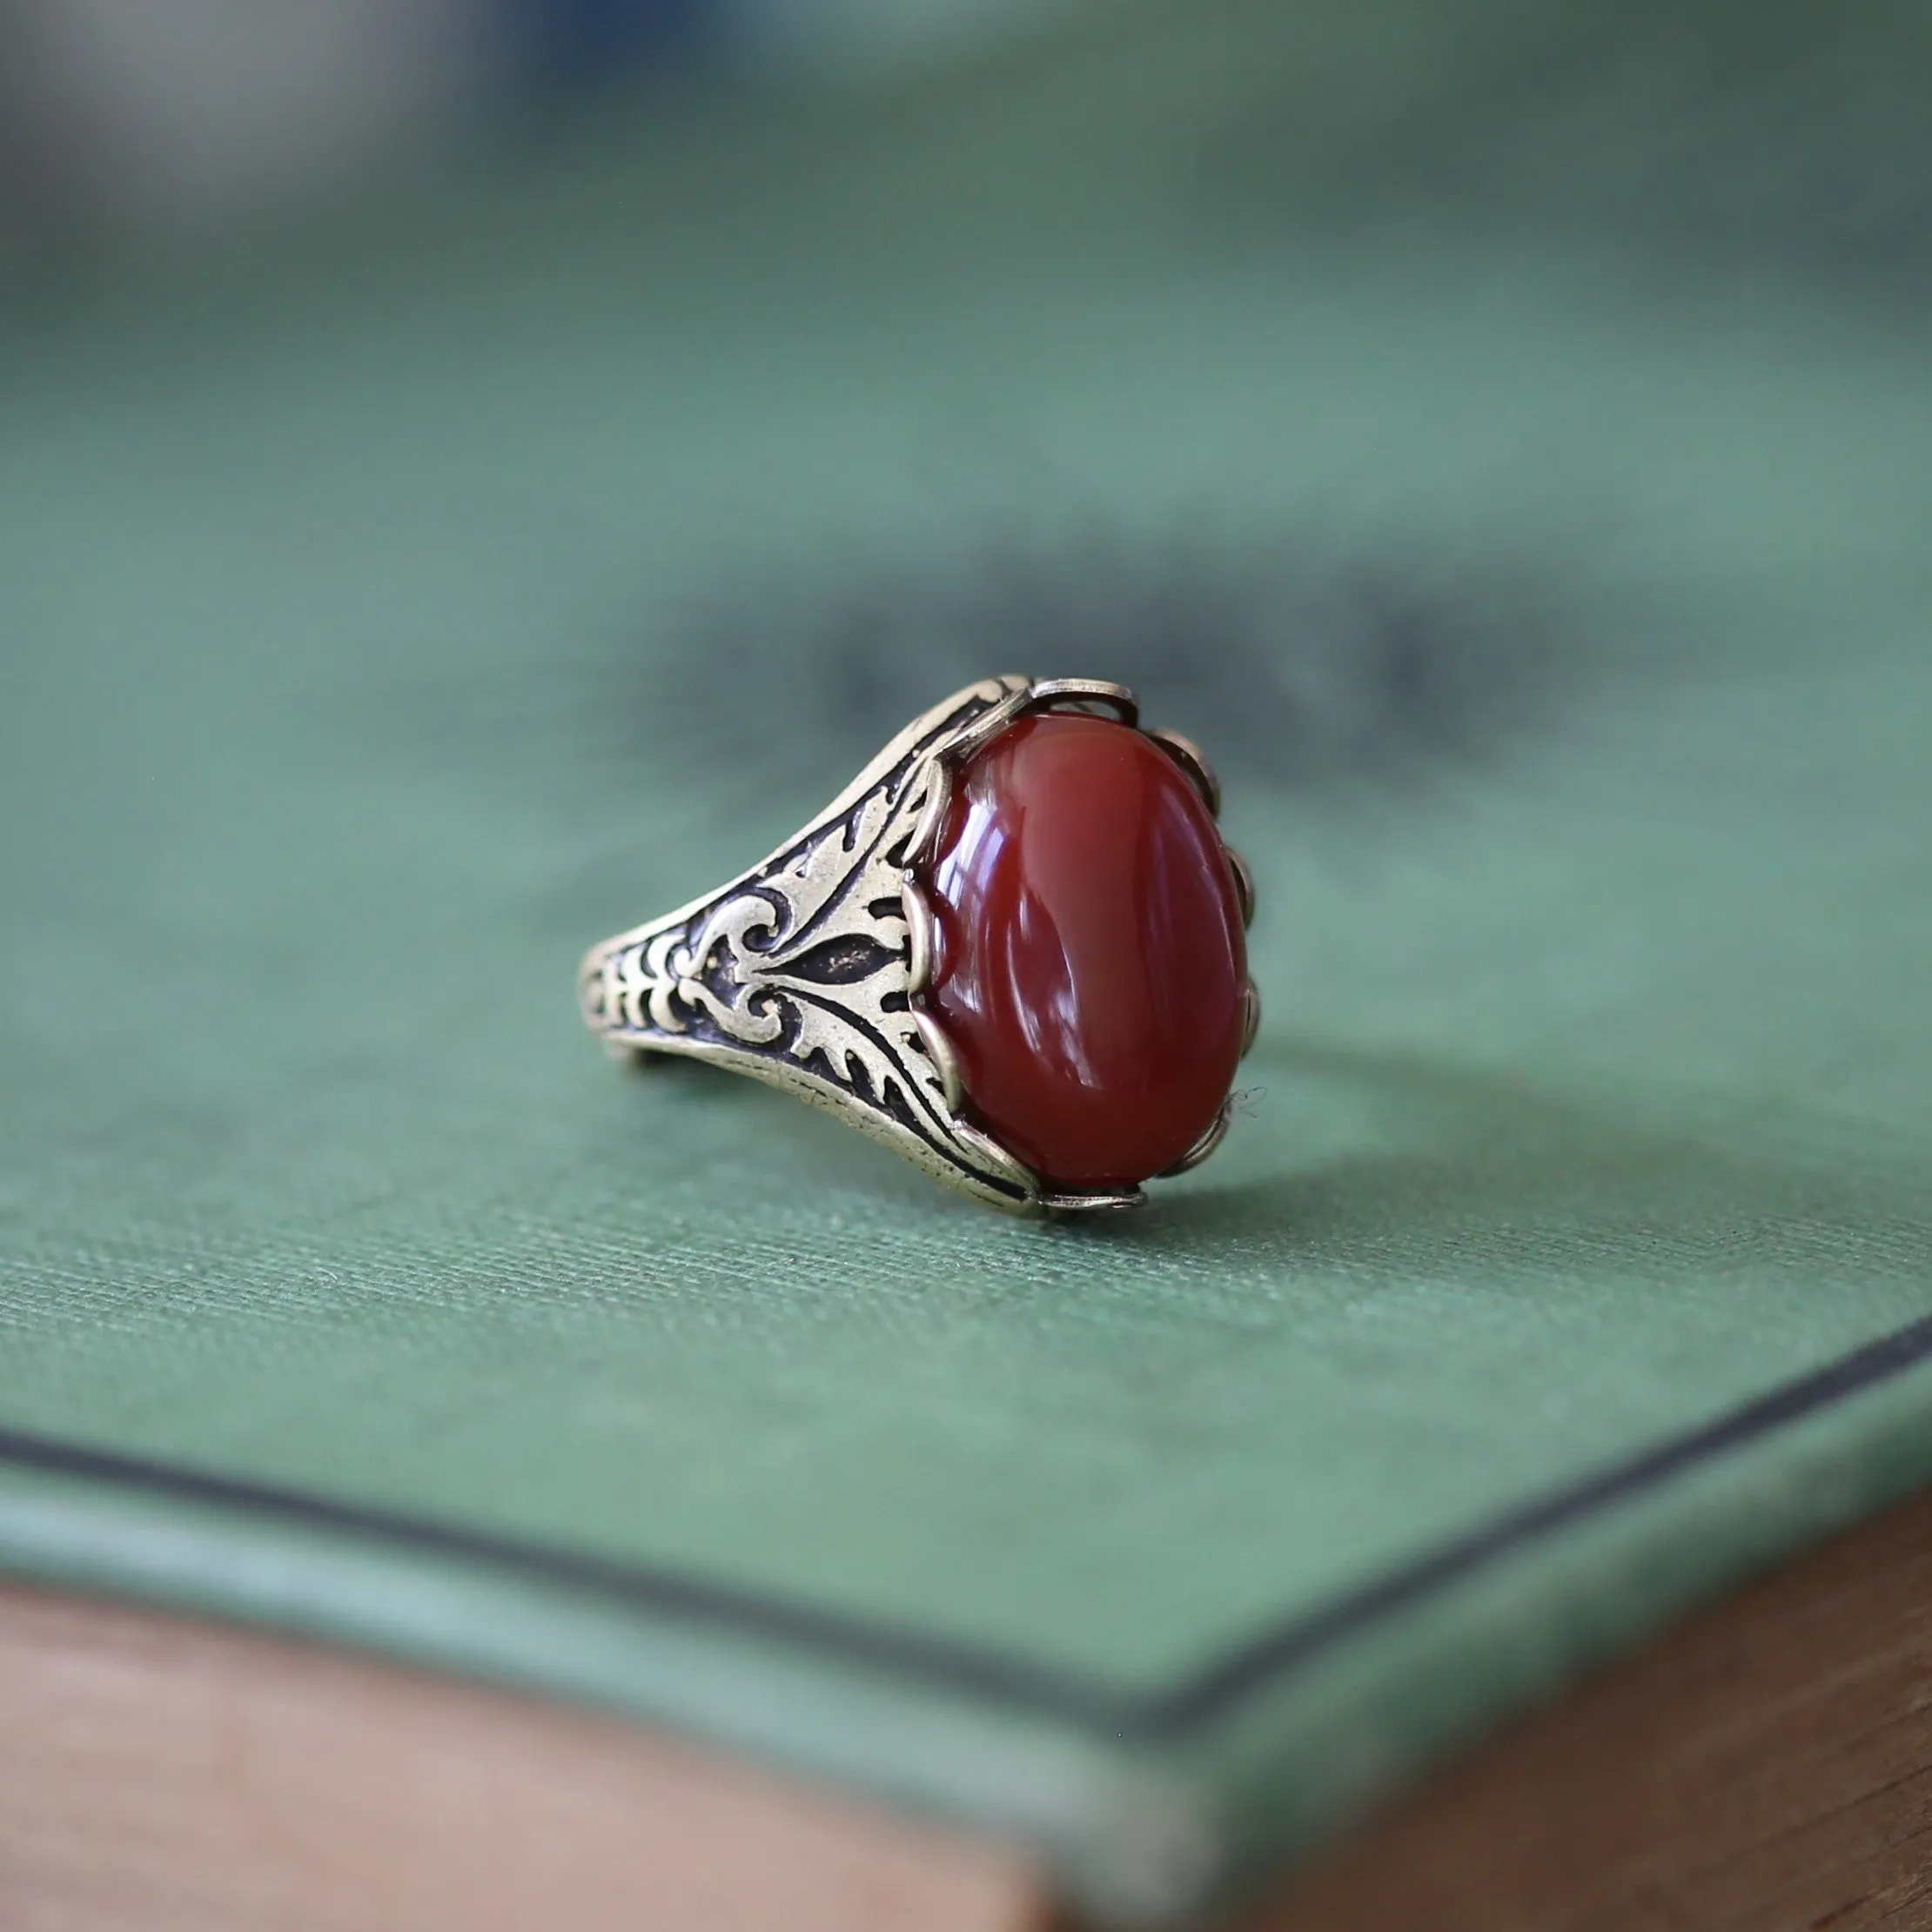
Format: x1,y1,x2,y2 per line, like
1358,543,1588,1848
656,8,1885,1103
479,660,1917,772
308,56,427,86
3,12,1931,1922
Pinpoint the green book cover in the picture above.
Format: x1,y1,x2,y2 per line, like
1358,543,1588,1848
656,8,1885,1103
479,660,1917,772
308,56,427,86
3,10,1929,1922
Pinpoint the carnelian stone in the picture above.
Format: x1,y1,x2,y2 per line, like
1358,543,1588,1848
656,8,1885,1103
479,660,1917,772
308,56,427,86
924,712,1247,1191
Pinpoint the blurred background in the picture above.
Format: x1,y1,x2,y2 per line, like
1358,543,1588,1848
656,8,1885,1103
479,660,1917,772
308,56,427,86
2,0,1929,1124
3,0,1926,810
0,0,1080,252
3,0,1928,269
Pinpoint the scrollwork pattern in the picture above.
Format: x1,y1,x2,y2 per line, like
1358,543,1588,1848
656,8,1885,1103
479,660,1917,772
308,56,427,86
580,677,1042,1211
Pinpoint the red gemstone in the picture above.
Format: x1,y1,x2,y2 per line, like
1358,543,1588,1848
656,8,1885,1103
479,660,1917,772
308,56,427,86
922,712,1247,1191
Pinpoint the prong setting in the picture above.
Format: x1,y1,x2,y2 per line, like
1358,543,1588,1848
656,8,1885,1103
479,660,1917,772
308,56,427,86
1156,1095,1234,1177
1040,1187,1147,1213
944,682,1036,764
910,1007,965,1115
900,876,936,996
902,760,953,872
1225,847,1257,930
1146,728,1221,819
1024,678,1140,728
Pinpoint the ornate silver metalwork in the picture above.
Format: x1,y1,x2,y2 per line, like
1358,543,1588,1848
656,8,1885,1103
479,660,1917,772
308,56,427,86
580,676,1259,1216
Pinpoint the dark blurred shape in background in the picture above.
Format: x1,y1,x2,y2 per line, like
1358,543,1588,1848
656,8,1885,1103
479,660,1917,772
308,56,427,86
665,525,1636,816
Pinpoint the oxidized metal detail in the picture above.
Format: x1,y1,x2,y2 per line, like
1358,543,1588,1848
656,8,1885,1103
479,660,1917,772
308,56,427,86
580,676,1258,1217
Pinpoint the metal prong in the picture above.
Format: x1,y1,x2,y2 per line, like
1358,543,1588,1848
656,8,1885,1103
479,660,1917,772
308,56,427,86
910,1008,965,1114
1240,980,1262,1059
900,876,936,995
1225,847,1256,929
1157,1096,1234,1177
952,1120,1043,1202
947,686,1036,763
1145,728,1220,819
902,759,953,870
1040,1186,1147,1213
1024,678,1140,727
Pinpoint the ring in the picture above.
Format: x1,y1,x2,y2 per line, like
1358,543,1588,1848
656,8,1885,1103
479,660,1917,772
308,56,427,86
579,677,1258,1216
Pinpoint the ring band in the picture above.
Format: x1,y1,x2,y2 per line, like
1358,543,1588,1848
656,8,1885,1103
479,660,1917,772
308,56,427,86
579,677,1258,1217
